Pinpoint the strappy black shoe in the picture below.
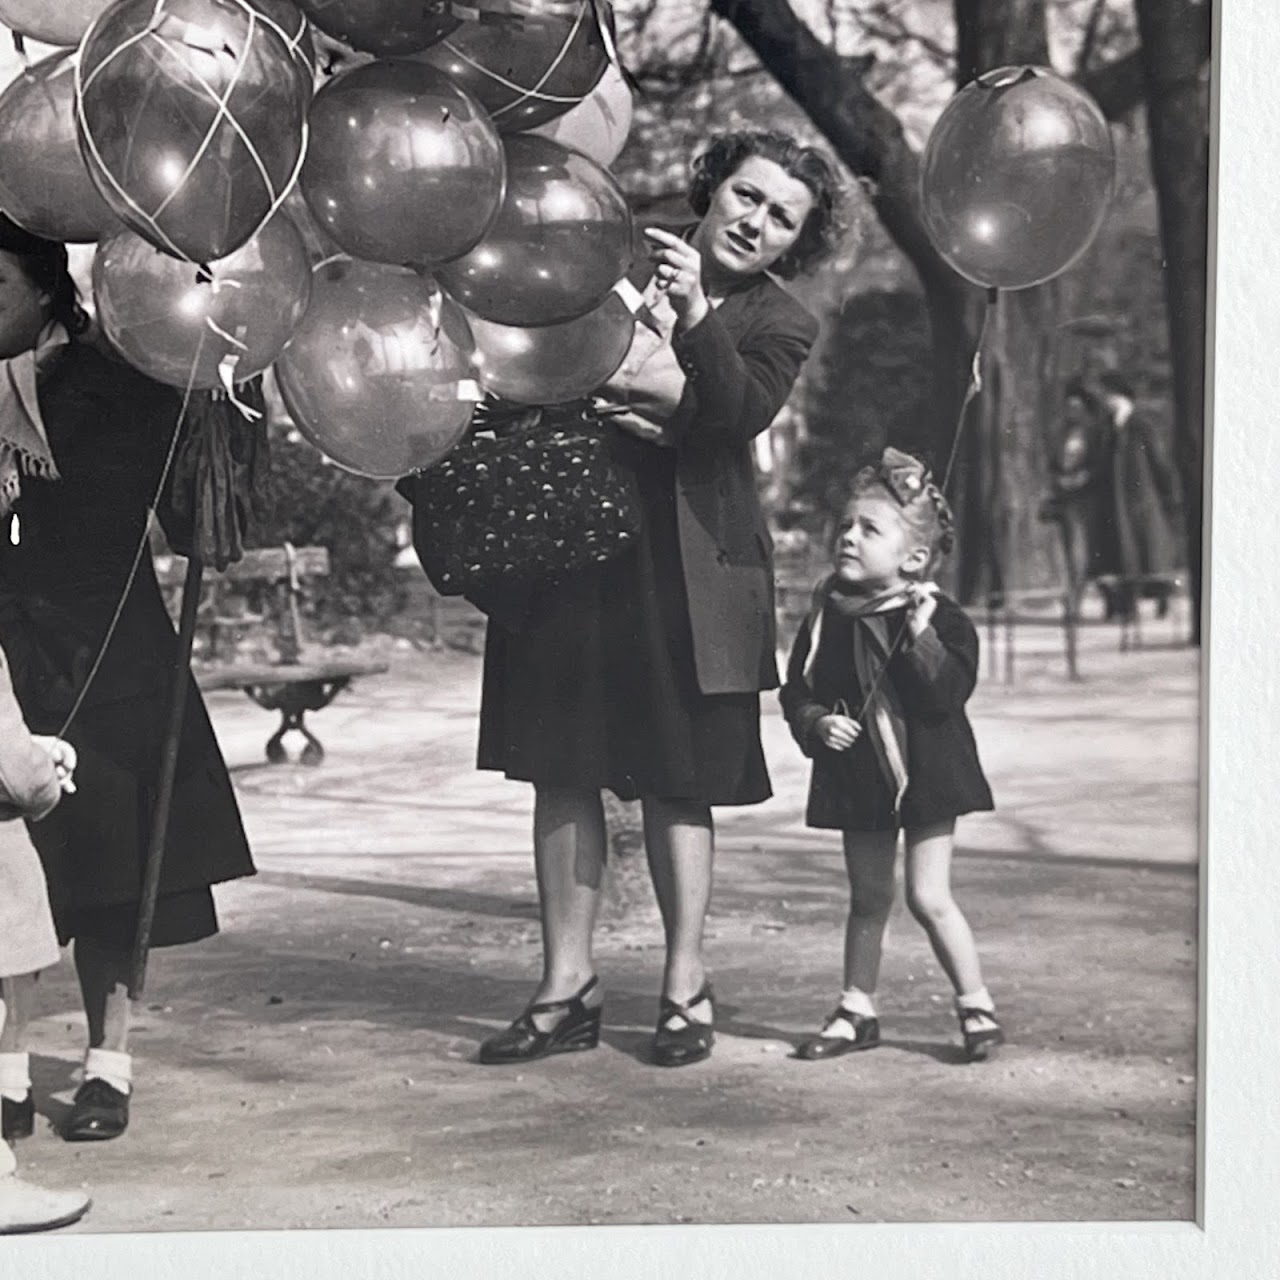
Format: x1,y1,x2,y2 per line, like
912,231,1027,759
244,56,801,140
652,983,715,1068
477,976,602,1065
63,1078,130,1142
2,1092,34,1140
795,1007,881,1061
959,1006,1005,1062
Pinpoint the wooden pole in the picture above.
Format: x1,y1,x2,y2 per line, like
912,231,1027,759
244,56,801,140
129,553,204,998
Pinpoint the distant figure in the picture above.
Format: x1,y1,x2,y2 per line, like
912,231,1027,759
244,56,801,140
1043,380,1107,612
1093,372,1182,621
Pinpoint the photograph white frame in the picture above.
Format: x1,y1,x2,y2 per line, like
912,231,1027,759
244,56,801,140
12,0,1277,1275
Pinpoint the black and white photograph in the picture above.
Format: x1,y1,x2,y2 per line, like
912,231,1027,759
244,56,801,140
0,0,1245,1267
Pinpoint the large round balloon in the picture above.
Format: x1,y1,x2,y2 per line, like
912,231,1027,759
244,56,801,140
0,0,112,46
275,257,477,479
76,0,311,263
295,0,457,56
920,65,1115,291
93,213,312,388
530,59,632,166
415,1,607,133
469,292,634,404
0,52,118,243
300,60,506,269
438,135,631,328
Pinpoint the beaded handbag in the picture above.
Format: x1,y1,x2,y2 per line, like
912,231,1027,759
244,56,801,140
397,400,641,597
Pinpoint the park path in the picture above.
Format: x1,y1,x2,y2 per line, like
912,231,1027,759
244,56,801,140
17,615,1199,1229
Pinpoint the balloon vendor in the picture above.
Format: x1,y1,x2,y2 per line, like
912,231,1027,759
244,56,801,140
778,449,1003,1064
0,215,255,1143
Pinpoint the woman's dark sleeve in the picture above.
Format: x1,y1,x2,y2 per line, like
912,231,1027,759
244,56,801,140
891,600,980,716
1134,415,1181,515
779,614,829,757
666,296,819,450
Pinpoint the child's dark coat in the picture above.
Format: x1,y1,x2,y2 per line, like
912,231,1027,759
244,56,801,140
779,586,994,831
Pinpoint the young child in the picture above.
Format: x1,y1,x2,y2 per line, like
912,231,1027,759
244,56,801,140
0,638,88,1233
779,447,1002,1063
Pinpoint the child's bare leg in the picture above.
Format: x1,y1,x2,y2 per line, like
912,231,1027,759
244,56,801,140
0,977,34,1053
902,820,986,995
841,829,899,996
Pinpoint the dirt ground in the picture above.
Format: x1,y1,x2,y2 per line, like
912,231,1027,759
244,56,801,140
13,608,1198,1231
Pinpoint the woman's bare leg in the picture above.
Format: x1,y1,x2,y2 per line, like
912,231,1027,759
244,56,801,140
641,797,713,1023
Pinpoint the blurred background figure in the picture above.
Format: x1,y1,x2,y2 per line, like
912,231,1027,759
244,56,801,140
1093,370,1183,621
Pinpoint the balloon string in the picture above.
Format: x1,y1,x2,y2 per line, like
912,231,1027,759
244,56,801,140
56,339,205,739
850,286,999,724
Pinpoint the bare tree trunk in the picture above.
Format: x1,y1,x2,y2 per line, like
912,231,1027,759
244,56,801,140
1133,0,1210,644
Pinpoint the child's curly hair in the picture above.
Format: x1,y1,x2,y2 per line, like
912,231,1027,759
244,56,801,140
688,131,846,279
849,447,956,579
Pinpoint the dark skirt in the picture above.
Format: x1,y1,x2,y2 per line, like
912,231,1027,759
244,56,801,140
0,573,255,927
56,887,218,951
478,435,771,806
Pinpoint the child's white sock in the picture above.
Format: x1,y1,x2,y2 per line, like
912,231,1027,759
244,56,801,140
83,1049,132,1096
0,1052,30,1103
821,987,877,1038
956,988,997,1028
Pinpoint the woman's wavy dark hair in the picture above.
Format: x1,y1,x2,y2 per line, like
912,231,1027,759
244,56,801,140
688,131,846,279
0,214,90,337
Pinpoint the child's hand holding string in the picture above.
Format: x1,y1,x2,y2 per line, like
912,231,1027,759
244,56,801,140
34,735,77,794
815,713,862,752
905,582,940,638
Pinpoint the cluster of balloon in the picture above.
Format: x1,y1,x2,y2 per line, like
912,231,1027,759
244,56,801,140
275,257,479,479
296,0,458,56
0,52,118,243
438,133,632,327
0,0,113,46
93,213,312,389
300,59,506,267
75,0,312,263
467,291,634,405
920,65,1115,292
415,1,608,132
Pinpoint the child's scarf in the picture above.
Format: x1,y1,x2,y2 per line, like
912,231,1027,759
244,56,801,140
803,577,920,816
0,321,68,520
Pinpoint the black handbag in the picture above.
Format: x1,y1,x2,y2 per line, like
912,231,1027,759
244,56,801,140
397,400,641,600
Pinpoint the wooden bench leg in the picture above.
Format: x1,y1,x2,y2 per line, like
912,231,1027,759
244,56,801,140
266,710,326,767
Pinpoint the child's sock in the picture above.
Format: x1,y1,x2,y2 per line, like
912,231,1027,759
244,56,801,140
83,1049,132,1096
0,1053,30,1104
955,987,998,1028
822,987,877,1037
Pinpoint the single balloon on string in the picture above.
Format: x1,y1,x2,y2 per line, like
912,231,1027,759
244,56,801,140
300,59,506,269
530,59,633,167
295,0,457,56
438,134,632,328
0,0,113,46
469,291,634,404
0,52,118,243
920,65,1115,291
275,257,478,480
414,1,608,133
76,0,311,264
93,213,312,388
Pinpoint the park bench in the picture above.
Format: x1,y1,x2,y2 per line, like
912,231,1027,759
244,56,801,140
154,544,388,766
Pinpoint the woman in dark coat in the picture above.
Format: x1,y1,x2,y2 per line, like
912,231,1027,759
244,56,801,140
0,218,253,1141
476,132,841,1067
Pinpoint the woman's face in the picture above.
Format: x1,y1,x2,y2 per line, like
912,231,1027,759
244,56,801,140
0,250,50,359
694,155,816,279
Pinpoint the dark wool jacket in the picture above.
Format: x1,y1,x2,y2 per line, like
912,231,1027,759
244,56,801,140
780,586,994,832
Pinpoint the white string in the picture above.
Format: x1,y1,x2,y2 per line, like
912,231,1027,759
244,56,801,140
56,336,206,739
